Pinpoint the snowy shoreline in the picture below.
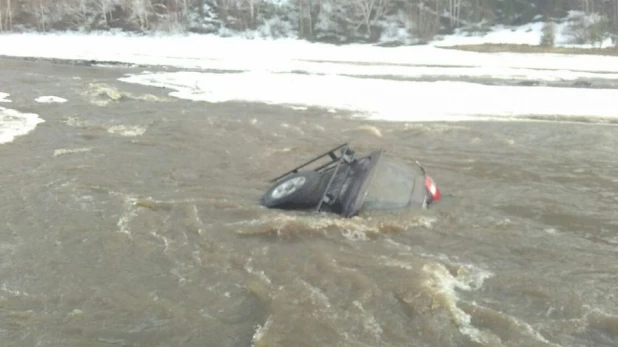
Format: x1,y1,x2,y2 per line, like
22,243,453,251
2,32,618,75
2,25,618,124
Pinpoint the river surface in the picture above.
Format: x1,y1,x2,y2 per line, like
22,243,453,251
1,58,617,347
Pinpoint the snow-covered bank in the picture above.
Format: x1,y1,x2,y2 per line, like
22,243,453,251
2,25,618,123
436,15,616,49
1,33,618,77
119,71,618,122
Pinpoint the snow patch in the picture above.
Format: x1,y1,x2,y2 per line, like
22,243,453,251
0,107,45,144
436,11,616,49
119,71,618,122
437,22,554,47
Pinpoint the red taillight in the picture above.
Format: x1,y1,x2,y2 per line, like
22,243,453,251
425,175,441,201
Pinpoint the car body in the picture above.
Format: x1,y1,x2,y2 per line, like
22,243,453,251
260,143,441,217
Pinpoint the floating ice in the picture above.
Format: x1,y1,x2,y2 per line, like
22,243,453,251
35,96,68,103
0,92,11,103
0,107,45,144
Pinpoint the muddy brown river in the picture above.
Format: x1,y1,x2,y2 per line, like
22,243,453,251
1,58,617,347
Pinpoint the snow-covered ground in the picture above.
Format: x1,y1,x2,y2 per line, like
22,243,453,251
435,13,615,49
1,32,618,75
1,19,618,133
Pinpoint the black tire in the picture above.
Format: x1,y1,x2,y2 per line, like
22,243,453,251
261,171,328,209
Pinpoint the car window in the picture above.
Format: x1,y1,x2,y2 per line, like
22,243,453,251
362,158,416,210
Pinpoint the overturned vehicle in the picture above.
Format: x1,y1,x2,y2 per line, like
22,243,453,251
261,143,441,218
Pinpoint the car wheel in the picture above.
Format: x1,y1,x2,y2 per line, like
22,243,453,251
261,171,327,209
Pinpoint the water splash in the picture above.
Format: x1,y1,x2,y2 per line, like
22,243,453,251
423,263,484,342
114,194,138,238
251,316,274,347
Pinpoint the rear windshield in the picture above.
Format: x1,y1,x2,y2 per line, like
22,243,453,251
362,158,417,210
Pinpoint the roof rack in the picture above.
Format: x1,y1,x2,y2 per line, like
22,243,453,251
268,143,356,213
269,143,352,182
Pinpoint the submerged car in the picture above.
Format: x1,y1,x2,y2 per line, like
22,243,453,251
261,143,441,217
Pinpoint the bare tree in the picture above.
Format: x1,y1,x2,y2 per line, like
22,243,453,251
613,0,618,46
150,0,193,31
53,0,91,29
420,0,468,28
128,0,152,30
447,0,461,27
93,0,119,26
213,0,261,30
0,1,4,31
355,0,390,37
580,0,593,13
296,0,321,39
1,0,13,31
34,0,49,31
411,0,440,40
324,0,390,39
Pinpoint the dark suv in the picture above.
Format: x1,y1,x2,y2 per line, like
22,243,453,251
261,143,441,217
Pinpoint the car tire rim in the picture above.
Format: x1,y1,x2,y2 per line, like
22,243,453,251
271,176,306,200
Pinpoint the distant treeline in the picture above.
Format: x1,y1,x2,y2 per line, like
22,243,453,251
1,0,617,44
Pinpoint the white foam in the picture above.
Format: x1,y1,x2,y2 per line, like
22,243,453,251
53,147,92,157
0,92,11,103
0,107,45,144
1,283,30,297
423,262,493,344
245,258,272,285
119,71,618,122
107,125,147,137
150,230,171,253
251,316,273,347
110,192,141,239
35,96,68,103
298,279,331,308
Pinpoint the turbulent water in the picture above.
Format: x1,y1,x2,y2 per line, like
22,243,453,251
1,58,617,347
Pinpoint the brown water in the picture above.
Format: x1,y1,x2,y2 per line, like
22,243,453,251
1,58,618,347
